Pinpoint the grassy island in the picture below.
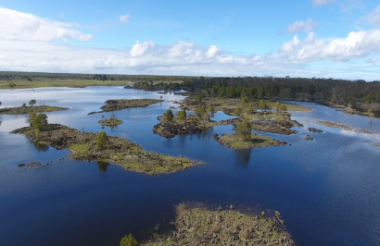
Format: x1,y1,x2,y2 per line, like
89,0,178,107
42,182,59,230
128,204,296,246
89,99,163,114
98,113,123,127
12,124,199,174
216,133,287,149
0,105,68,115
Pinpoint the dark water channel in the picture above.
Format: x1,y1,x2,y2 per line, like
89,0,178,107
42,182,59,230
0,87,379,246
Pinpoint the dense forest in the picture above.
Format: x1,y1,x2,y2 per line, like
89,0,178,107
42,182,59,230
1,71,380,113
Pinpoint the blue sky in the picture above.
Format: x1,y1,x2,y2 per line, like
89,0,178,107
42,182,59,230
0,0,380,80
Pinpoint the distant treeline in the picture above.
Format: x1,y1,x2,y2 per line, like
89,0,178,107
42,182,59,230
135,76,380,108
1,71,380,107
0,71,192,82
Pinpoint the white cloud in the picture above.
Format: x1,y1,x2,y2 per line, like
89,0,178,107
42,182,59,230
277,30,380,62
1,7,380,80
130,40,155,57
286,18,319,33
313,0,335,7
206,45,221,58
119,14,130,24
0,7,93,42
360,5,380,26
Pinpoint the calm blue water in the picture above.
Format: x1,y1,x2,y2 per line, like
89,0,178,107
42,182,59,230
0,87,379,246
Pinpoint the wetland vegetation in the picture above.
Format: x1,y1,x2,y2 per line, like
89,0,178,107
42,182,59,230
98,113,123,127
89,99,163,114
12,114,199,175
0,104,68,115
125,204,295,246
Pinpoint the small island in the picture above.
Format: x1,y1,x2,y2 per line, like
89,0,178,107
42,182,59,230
122,204,296,246
216,133,287,149
153,108,221,138
98,113,123,127
89,99,163,114
12,114,200,175
0,100,68,115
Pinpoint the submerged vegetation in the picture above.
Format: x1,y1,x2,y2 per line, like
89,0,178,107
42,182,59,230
89,99,163,114
12,116,200,174
126,204,295,245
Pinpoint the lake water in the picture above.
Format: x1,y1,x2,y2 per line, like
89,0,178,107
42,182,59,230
0,87,379,246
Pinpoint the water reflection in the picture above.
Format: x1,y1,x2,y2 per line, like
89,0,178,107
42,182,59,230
234,149,251,169
32,142,49,152
97,161,110,172
1,88,380,246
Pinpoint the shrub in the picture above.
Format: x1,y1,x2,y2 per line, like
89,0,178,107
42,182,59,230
178,109,187,121
163,109,174,121
280,104,287,112
233,107,243,117
32,113,48,130
29,99,36,106
195,106,206,118
120,234,138,246
96,131,109,150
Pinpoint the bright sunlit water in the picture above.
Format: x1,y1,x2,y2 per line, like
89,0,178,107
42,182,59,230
0,87,379,246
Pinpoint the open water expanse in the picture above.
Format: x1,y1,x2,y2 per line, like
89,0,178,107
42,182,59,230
0,86,380,246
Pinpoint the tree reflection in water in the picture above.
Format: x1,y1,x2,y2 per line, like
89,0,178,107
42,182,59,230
97,161,110,172
32,142,49,152
235,149,252,169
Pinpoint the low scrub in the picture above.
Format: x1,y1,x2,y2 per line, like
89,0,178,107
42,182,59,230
0,105,68,115
12,124,200,174
140,204,296,245
218,133,287,149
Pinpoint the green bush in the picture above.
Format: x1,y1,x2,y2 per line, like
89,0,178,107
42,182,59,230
120,234,138,246
163,109,174,121
178,109,187,121
96,131,109,150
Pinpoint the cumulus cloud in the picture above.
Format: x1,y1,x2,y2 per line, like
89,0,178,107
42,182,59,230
313,0,335,7
359,5,380,26
277,30,380,62
207,45,221,58
119,14,130,24
286,18,319,33
0,7,93,42
130,40,155,57
1,7,380,80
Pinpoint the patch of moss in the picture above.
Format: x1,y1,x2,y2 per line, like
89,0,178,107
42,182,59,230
12,124,200,175
0,105,69,115
218,133,287,149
